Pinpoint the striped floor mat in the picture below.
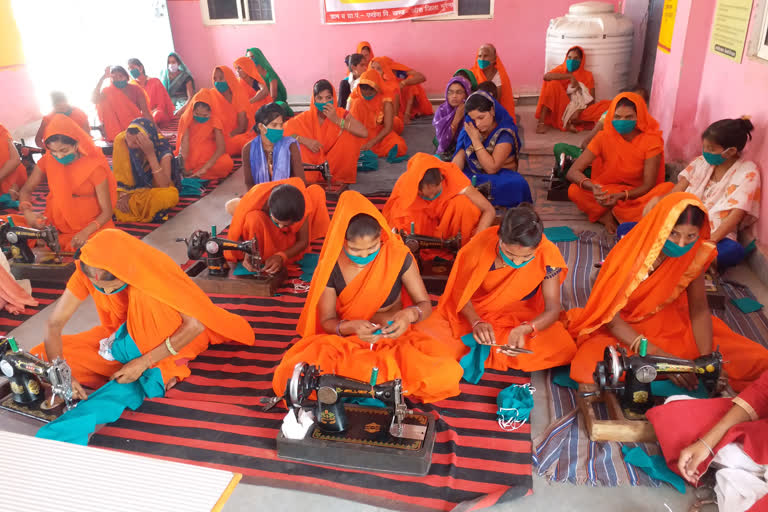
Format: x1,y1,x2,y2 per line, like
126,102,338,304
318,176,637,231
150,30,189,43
0,282,63,336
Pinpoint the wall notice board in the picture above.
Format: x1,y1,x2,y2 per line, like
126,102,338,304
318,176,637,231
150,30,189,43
710,0,755,63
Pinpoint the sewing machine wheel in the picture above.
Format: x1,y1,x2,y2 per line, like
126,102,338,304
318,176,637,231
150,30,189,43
288,362,317,408
593,361,607,389
604,345,623,387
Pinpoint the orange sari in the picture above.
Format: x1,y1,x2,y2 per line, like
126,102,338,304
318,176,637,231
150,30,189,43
535,45,610,131
0,124,27,195
418,228,576,372
471,52,515,119
385,57,433,118
176,89,234,178
568,92,672,223
566,193,768,391
369,57,405,134
32,229,254,388
96,84,144,142
348,70,408,158
36,115,117,251
132,77,175,126
233,56,272,122
382,152,480,246
284,84,365,184
226,177,329,262
209,65,254,156
272,191,463,403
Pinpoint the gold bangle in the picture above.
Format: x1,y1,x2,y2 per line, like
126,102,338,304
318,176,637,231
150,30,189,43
165,337,178,356
624,190,629,201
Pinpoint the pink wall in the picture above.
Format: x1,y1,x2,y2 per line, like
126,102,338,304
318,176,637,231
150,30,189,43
650,0,768,241
167,0,619,99
0,65,40,133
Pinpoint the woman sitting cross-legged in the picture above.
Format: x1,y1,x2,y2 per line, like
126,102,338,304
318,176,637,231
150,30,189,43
233,56,272,122
175,90,234,179
452,91,531,208
242,103,304,189
347,70,408,159
112,118,180,223
210,65,252,156
272,191,463,403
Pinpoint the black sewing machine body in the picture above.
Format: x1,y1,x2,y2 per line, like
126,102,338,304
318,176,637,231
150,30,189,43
0,337,77,420
547,153,574,201
593,345,722,416
303,161,348,200
398,228,461,294
272,362,435,475
0,222,76,283
178,228,285,296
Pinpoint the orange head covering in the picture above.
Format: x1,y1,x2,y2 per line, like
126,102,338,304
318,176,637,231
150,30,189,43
566,192,716,339
471,44,515,118
296,191,410,337
604,91,660,138
348,70,388,129
211,65,247,106
284,81,340,142
176,88,223,152
369,57,401,101
80,229,254,346
233,56,267,89
550,46,594,90
228,177,307,245
357,41,374,59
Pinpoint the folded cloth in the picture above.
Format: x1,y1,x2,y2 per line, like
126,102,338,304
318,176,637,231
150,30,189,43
497,383,534,430
459,332,490,384
357,150,379,172
232,262,257,276
543,226,578,242
386,145,408,164
180,177,209,197
562,82,593,127
622,446,686,493
732,297,763,314
297,253,319,282
0,193,19,209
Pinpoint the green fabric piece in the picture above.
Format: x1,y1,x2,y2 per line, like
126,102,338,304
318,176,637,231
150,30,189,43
744,239,757,255
544,226,578,242
35,324,165,445
497,383,534,423
246,47,287,102
343,397,387,408
459,332,490,384
0,193,19,209
357,150,379,172
552,366,579,389
297,253,319,282
232,262,257,276
180,177,208,197
454,68,478,90
622,446,686,493
553,142,590,179
651,379,709,399
386,145,408,163
732,297,763,313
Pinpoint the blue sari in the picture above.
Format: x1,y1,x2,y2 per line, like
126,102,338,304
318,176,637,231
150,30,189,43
455,92,531,207
249,135,298,185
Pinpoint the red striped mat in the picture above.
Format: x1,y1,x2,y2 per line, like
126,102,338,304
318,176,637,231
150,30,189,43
0,283,64,336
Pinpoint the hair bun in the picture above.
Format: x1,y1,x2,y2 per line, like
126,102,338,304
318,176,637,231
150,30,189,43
739,116,754,134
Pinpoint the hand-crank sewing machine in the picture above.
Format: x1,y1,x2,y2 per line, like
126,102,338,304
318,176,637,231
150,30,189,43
546,152,574,201
0,218,76,283
303,161,348,200
0,337,77,422
398,223,461,295
267,362,435,475
576,345,724,442
178,226,286,296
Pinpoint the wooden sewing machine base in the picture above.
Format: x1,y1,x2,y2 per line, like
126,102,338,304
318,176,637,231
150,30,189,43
0,393,65,423
185,261,286,296
576,384,657,443
277,405,435,476
419,258,453,295
9,250,76,284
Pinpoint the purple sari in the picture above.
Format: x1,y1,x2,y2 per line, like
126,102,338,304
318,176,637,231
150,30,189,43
432,76,472,154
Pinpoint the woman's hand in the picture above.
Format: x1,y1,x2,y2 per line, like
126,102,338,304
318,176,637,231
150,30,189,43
505,325,529,349
300,136,323,153
323,104,340,124
70,377,87,400
453,103,465,124
261,254,283,274
110,357,149,384
116,192,131,213
344,319,380,343
103,66,111,78
677,440,711,484
472,321,495,345
71,227,93,250
23,210,46,229
360,140,373,152
464,121,482,144
595,190,621,207
668,372,699,391
135,131,155,156
381,309,413,339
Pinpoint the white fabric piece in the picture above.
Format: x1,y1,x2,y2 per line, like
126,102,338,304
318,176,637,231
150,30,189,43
714,444,768,512
98,332,117,361
562,82,594,128
664,395,698,404
0,251,31,295
281,409,315,440
491,72,502,88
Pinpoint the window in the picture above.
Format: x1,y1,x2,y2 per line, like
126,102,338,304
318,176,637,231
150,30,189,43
201,0,274,25
416,0,493,21
757,1,768,61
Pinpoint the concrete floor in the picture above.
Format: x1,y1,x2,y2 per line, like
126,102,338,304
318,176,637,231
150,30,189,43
3,109,765,511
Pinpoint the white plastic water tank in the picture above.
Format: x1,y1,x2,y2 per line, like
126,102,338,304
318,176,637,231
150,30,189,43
545,1,634,101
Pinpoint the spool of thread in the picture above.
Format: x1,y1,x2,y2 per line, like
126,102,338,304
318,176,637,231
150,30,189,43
211,225,217,237
369,367,379,386
410,222,415,235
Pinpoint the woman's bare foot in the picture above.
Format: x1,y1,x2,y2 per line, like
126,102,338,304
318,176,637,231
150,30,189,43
536,122,547,134
567,124,579,133
598,211,618,234
166,377,178,391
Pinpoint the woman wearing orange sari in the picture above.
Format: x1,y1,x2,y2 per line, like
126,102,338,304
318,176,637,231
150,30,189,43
381,57,433,121
176,90,233,179
226,178,329,274
210,65,252,156
233,56,272,121
34,229,255,445
127,58,175,127
0,123,27,200
535,46,610,133
383,153,494,246
348,70,408,159
357,41,374,67
284,80,368,184
369,57,404,133
566,92,672,233
272,191,462,403
92,65,153,142
35,92,90,148
417,206,576,377
471,44,515,119
17,115,116,252
567,193,768,391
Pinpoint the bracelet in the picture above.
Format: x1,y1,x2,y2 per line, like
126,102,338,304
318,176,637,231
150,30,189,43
471,319,484,329
152,167,164,174
624,190,629,201
697,438,715,457
165,337,178,356
521,321,537,339
628,334,644,353
473,146,484,152
340,119,346,131
408,305,423,323
579,178,591,189
19,201,33,211
335,319,345,336
275,251,287,263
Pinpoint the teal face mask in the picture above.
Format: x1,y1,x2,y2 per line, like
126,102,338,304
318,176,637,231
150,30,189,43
362,93,376,101
314,101,332,112
344,247,380,266
477,59,491,69
93,282,128,295
566,59,581,72
129,68,141,79
193,115,209,124
112,80,128,89
214,81,229,93
499,243,534,269
703,151,726,166
662,238,698,258
61,108,73,116
53,153,76,165
265,128,284,143
419,189,443,202
612,119,637,135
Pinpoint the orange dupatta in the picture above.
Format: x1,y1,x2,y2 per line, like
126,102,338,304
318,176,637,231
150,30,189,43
176,89,225,154
370,57,402,104
283,83,347,155
97,84,143,141
471,52,515,118
357,41,374,59
566,193,716,340
296,190,410,337
41,115,117,240
348,70,388,139
209,65,248,134
382,152,471,235
552,46,594,89
0,124,27,195
233,56,272,115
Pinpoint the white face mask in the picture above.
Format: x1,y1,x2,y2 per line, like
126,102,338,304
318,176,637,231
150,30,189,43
168,63,179,73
